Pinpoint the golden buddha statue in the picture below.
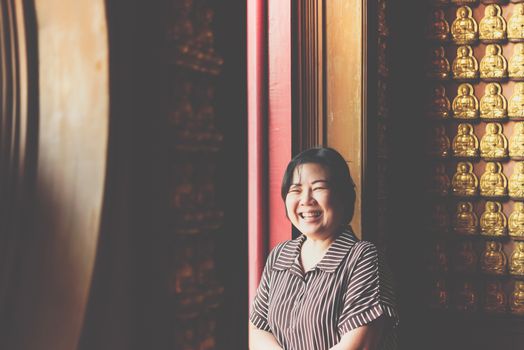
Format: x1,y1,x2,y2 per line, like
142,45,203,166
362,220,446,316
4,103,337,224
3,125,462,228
455,281,478,312
480,162,508,197
484,280,507,313
508,4,524,42
508,83,524,119
510,241,524,275
509,162,524,198
378,0,388,37
481,240,507,274
479,83,507,119
429,241,449,272
510,280,524,314
429,278,449,309
429,125,450,158
452,83,479,119
479,44,508,80
451,6,478,44
510,122,524,159
452,161,478,196
509,202,524,238
430,163,451,196
480,123,508,159
431,203,450,231
452,45,479,80
454,240,478,272
428,46,451,80
453,201,479,234
480,201,508,235
453,123,479,158
427,9,450,41
429,85,451,119
509,42,524,80
479,4,507,42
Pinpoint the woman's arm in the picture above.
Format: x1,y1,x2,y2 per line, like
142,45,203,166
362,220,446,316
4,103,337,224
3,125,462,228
328,316,385,350
249,322,284,350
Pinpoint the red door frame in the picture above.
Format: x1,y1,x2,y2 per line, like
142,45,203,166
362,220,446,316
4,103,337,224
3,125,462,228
247,0,292,303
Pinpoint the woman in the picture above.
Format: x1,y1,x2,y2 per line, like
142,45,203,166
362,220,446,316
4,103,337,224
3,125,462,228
249,147,398,350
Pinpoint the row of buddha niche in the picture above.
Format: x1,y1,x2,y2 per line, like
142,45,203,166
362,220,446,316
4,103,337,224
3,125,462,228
429,83,524,120
429,240,524,275
431,239,520,272
454,200,524,237
429,278,524,315
440,161,524,197
430,122,524,159
429,5,524,43
428,43,524,81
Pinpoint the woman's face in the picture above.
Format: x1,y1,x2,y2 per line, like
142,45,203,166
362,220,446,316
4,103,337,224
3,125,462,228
285,163,344,239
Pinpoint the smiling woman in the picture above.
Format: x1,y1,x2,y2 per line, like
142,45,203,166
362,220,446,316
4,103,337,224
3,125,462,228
249,147,399,350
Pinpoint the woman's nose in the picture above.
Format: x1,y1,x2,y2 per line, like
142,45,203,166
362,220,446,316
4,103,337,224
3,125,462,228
299,188,316,204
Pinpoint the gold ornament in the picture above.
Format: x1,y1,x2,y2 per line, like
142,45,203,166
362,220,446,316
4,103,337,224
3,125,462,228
481,240,507,274
451,6,479,44
480,162,508,197
452,83,479,119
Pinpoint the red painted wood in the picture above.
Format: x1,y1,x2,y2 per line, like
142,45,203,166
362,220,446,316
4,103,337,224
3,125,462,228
248,0,293,305
247,0,268,304
268,0,292,250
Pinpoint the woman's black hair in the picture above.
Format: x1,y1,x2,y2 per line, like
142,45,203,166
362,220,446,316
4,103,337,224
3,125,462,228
280,147,356,224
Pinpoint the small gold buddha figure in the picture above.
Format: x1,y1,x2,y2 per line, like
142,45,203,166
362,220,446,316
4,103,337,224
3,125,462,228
508,4,524,42
509,83,524,119
427,9,450,41
480,201,508,235
452,45,479,80
509,202,524,238
481,241,507,274
480,162,508,197
454,240,478,272
378,0,388,36
429,125,450,158
510,280,524,314
509,43,524,80
510,241,524,275
480,83,507,119
429,278,449,309
479,4,507,42
453,201,479,234
453,123,479,158
455,281,478,312
451,6,479,44
431,203,450,231
452,161,478,196
480,123,508,159
510,122,524,159
378,37,388,78
429,85,451,119
509,162,524,198
428,241,449,272
428,46,451,80
430,163,451,196
452,83,479,119
480,44,508,80
484,280,507,313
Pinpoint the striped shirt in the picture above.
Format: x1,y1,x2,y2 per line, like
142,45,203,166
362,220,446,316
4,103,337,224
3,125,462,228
250,228,399,350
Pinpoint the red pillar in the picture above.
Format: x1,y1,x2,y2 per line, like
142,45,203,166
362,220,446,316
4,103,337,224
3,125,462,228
248,0,292,304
